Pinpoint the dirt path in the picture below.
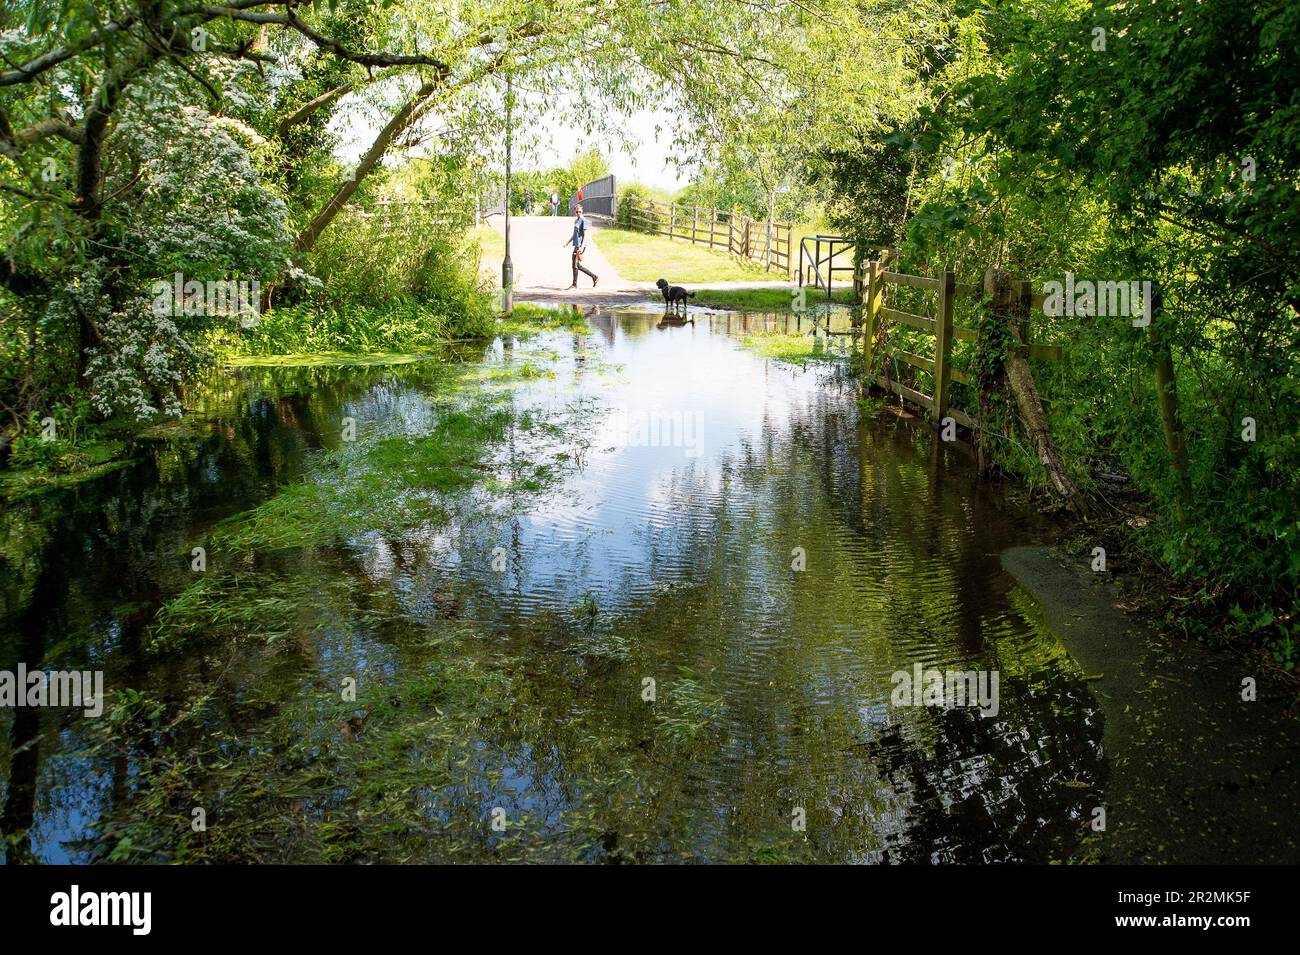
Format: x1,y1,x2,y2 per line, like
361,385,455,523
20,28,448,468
1002,545,1300,863
484,214,794,309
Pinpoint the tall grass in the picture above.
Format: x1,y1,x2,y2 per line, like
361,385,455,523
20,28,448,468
231,208,496,357
236,298,489,356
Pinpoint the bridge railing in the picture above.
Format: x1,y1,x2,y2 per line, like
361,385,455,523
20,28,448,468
570,174,617,219
622,197,792,275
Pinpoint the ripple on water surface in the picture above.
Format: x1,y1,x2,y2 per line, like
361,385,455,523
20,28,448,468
1,309,1101,864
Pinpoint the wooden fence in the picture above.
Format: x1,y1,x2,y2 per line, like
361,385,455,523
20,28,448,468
623,197,793,275
343,199,474,235
859,251,1063,429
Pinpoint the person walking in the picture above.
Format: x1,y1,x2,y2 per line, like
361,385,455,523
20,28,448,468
563,203,598,289
550,190,559,216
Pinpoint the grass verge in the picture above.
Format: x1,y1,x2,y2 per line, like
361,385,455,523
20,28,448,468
593,227,774,283
694,287,857,312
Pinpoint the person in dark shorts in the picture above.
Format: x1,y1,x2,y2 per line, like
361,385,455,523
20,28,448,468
563,204,598,289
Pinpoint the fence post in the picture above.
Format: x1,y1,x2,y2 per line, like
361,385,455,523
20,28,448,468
669,202,676,240
1015,279,1033,344
863,250,887,370
932,270,956,425
1148,291,1191,522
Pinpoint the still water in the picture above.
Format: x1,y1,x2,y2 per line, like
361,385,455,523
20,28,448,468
0,309,1103,863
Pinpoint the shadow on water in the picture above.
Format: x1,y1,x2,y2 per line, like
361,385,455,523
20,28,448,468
0,309,1102,863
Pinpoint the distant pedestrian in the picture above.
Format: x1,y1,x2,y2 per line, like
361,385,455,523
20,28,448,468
525,189,533,214
550,190,559,216
563,203,598,289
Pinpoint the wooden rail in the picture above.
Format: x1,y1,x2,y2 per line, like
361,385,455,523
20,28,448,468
343,200,474,234
859,251,1063,430
623,197,793,275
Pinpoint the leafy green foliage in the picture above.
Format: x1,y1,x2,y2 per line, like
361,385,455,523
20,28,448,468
815,0,1300,663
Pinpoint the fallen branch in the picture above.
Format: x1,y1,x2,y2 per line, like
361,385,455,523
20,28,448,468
985,268,1088,517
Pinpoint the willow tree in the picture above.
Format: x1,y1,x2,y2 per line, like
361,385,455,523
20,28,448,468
675,0,948,264
0,0,932,434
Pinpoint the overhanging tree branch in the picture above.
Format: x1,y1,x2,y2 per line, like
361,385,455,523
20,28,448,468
0,114,85,158
1,1,450,88
0,16,140,86
277,80,358,136
287,25,537,257
291,77,443,255
283,9,449,70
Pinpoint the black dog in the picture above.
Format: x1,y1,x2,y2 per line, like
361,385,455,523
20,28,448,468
656,278,695,314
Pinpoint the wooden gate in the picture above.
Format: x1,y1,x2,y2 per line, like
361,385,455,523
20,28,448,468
859,251,1063,428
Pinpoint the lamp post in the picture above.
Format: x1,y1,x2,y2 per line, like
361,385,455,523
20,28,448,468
501,72,513,315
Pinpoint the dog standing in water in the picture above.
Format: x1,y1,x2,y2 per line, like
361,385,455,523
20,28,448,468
656,278,694,315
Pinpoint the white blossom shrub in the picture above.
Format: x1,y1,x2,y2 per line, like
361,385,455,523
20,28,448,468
70,74,292,419
114,78,290,280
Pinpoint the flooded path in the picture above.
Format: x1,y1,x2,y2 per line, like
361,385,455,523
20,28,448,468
481,215,794,308
0,309,1106,863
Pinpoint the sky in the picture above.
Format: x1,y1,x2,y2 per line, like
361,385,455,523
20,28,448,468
521,108,690,192
333,84,695,194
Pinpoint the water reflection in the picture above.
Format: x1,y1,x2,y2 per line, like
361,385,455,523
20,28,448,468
0,310,1101,863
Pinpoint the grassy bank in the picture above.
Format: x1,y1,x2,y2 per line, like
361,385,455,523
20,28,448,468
694,286,857,312
593,227,774,283
469,221,506,280
219,296,496,359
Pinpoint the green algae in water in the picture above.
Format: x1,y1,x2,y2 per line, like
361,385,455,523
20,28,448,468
6,313,1117,865
0,440,134,501
496,303,589,338
740,330,850,366
223,351,452,368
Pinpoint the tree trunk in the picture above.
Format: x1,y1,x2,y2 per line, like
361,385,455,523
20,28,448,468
1148,294,1191,522
1005,350,1086,515
291,80,439,257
